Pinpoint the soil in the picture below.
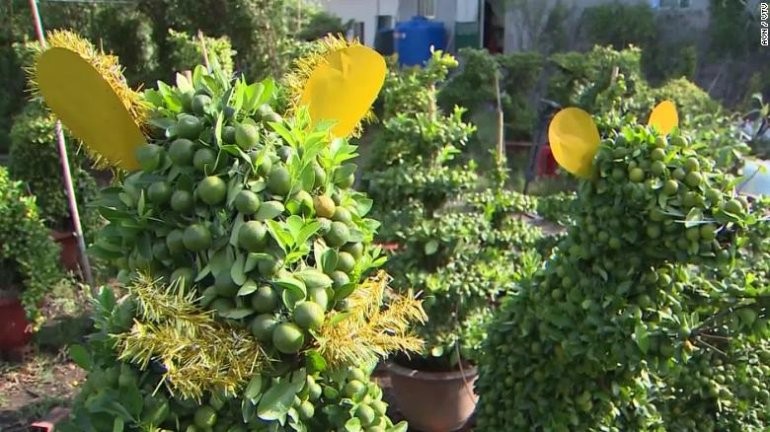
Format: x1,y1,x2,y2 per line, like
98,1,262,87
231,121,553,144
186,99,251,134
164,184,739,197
0,283,91,431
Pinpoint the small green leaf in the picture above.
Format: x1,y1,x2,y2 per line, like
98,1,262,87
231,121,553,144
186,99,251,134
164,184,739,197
286,215,305,239
68,344,92,369
221,144,243,156
266,220,294,251
296,269,333,290
328,312,351,326
244,82,265,113
321,249,338,274
424,240,439,255
112,417,125,432
245,375,264,400
305,350,327,373
260,78,276,104
242,398,257,424
430,345,444,357
227,176,244,208
271,122,297,147
353,196,373,217
245,252,272,272
300,164,316,191
215,112,224,146
634,323,649,354
232,252,247,285
256,201,285,220
333,163,357,183
297,221,322,245
282,288,305,311
175,73,193,92
257,371,306,421
98,286,117,312
391,421,409,432
333,283,356,301
348,228,364,243
120,384,143,418
344,417,362,432
230,214,246,247
238,279,259,296
274,277,307,296
136,190,146,216
220,308,255,320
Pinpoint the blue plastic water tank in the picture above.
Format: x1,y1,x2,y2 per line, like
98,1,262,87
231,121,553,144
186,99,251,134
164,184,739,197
394,16,446,67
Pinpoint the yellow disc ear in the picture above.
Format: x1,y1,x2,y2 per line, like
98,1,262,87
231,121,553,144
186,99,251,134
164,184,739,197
548,107,600,179
648,100,679,136
36,47,145,171
299,45,386,138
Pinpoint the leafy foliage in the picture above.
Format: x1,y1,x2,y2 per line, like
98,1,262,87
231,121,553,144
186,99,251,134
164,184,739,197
476,120,770,430
91,6,158,85
0,167,62,326
8,100,102,239
438,48,544,140
366,52,548,368
580,2,657,52
166,29,236,77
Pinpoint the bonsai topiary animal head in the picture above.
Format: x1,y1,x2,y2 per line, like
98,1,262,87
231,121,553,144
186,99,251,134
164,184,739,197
547,100,748,263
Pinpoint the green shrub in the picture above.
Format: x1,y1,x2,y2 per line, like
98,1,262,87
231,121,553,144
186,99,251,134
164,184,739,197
643,38,698,84
547,45,650,112
297,10,349,41
92,6,158,85
166,29,236,77
652,77,721,121
438,49,543,141
0,166,62,327
366,52,546,367
8,101,101,240
580,2,657,51
708,0,757,59
498,52,544,139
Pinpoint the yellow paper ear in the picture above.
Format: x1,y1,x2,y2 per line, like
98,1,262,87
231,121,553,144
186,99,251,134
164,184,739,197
299,45,386,138
548,108,600,179
36,47,145,171
647,100,679,135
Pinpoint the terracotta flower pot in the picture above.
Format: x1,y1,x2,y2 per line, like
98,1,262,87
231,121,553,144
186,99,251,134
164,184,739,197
0,297,34,351
386,361,478,432
376,242,400,252
51,230,80,272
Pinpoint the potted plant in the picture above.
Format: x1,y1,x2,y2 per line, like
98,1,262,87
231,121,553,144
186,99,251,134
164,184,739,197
0,167,62,355
364,51,548,432
32,31,426,431
8,97,102,272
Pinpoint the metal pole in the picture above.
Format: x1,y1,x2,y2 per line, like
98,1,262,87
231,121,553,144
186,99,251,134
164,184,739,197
28,0,96,290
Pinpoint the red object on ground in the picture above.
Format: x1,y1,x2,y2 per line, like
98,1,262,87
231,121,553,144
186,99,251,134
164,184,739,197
30,407,71,432
52,230,80,272
377,242,400,252
536,144,558,177
0,297,33,351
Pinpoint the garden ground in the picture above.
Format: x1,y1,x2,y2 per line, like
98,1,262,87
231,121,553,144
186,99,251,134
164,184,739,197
0,282,89,431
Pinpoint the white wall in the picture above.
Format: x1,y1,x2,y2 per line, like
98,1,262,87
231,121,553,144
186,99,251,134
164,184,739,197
502,0,712,53
319,0,400,46
320,0,477,50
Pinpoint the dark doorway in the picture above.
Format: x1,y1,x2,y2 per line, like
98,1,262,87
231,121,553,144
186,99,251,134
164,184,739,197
483,0,504,53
